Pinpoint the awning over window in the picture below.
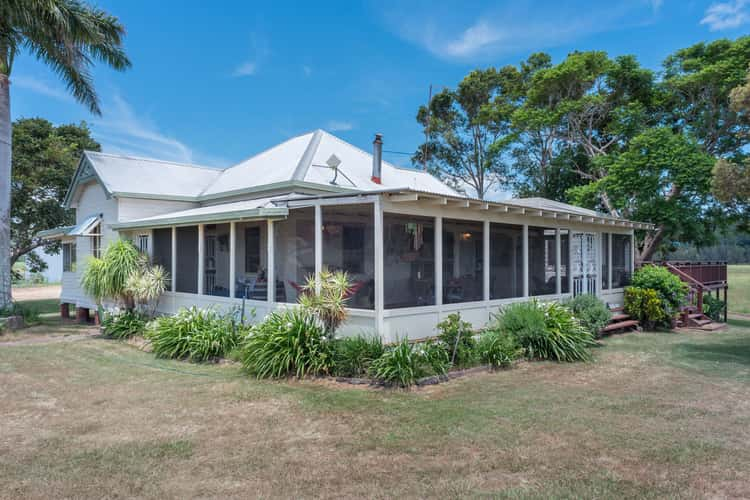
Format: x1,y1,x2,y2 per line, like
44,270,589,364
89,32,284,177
68,214,102,236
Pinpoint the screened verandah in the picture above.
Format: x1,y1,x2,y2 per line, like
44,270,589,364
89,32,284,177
119,192,641,341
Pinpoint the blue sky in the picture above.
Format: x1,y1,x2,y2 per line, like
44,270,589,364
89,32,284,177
9,0,750,170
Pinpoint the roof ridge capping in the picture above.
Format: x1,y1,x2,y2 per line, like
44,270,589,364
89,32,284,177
84,150,223,171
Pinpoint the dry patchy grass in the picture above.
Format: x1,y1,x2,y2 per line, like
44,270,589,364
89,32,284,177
1,324,750,498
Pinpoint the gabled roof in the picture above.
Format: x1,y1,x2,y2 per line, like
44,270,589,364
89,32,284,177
64,129,457,206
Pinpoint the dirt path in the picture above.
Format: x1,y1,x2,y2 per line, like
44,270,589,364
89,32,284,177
12,285,61,302
0,332,99,347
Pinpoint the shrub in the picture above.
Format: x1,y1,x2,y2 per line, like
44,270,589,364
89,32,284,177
0,302,41,325
298,269,352,337
494,301,547,343
146,307,241,362
240,309,332,378
624,287,668,329
493,301,595,362
332,335,385,377
368,338,449,387
477,329,524,368
101,309,147,339
702,294,725,322
436,313,478,367
81,239,144,305
126,265,168,315
563,294,611,337
631,266,688,314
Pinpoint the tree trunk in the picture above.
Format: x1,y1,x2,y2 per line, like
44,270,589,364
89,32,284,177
0,74,11,308
636,225,664,264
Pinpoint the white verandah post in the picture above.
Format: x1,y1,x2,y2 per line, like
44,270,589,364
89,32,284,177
608,232,613,290
267,219,275,304
170,226,177,293
483,220,490,302
522,224,529,298
197,224,205,295
229,221,236,299
374,198,384,340
314,204,322,293
555,228,561,295
435,216,443,307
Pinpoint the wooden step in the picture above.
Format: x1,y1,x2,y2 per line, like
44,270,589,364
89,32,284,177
610,306,624,313
601,319,640,333
611,313,630,322
692,318,712,326
688,313,706,319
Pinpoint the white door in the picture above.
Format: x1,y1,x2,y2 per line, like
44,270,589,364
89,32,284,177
572,233,598,296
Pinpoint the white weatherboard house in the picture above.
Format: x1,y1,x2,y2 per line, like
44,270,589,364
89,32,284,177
41,130,650,341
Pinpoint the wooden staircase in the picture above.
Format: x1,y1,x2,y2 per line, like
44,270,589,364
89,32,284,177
600,306,640,336
659,262,729,331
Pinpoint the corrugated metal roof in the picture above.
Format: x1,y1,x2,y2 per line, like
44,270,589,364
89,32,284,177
69,214,102,236
110,197,288,230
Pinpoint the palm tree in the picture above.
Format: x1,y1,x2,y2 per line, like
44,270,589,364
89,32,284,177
0,0,130,308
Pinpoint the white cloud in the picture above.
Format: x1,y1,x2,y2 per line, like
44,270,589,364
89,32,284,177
12,75,73,102
233,62,257,77
92,94,195,164
326,120,355,132
231,32,269,78
701,0,750,30
379,1,661,61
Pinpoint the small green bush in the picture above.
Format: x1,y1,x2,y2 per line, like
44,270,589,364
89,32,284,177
563,294,611,337
494,301,547,342
240,309,332,378
436,313,478,367
631,266,688,314
0,302,41,325
702,294,725,322
492,301,595,362
298,269,352,337
146,307,241,362
369,338,448,387
101,309,147,339
624,287,668,329
477,329,524,368
332,335,385,377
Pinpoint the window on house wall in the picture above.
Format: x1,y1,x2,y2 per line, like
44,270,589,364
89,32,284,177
443,219,483,304
528,227,557,296
91,224,102,258
275,207,315,303
383,214,435,309
203,223,230,297
601,233,610,290
322,204,375,309
175,226,198,293
490,223,523,299
62,242,76,272
235,221,267,300
612,234,632,288
152,228,172,288
560,230,570,294
137,234,149,254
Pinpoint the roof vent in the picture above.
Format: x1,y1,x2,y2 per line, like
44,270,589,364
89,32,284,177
372,133,383,184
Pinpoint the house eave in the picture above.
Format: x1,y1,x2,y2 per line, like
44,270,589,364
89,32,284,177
110,207,289,231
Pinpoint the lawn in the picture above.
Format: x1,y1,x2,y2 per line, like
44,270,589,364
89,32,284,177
729,264,750,315
1,319,750,498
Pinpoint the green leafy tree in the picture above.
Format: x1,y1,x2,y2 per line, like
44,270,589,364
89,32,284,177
415,67,522,198
569,128,715,261
11,118,100,272
0,0,130,308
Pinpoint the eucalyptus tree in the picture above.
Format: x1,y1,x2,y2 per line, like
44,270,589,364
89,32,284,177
0,0,130,308
414,67,523,199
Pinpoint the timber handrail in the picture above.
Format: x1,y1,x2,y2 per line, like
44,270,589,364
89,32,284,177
663,262,705,290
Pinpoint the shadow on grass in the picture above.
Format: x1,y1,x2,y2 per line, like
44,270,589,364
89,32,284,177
674,335,750,368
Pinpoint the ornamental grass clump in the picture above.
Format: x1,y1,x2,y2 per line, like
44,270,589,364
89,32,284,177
494,300,595,362
368,338,448,387
146,307,241,362
101,309,147,339
240,309,333,378
331,334,385,378
477,329,524,368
